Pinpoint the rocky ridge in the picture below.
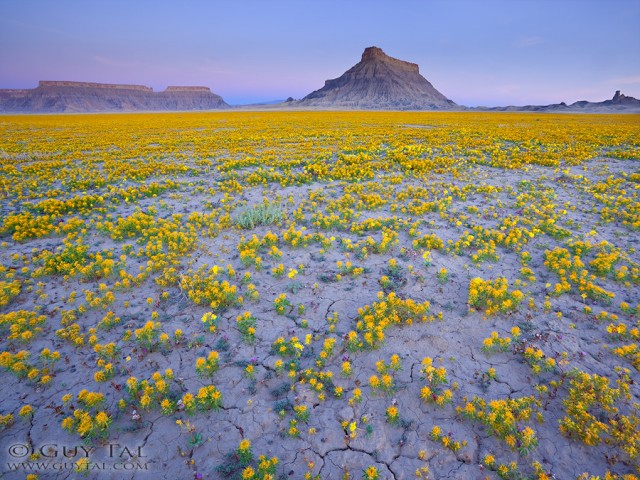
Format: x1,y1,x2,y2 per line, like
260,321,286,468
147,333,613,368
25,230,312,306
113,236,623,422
475,90,640,113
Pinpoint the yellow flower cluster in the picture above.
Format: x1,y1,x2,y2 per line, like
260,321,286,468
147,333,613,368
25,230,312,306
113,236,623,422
0,349,52,384
419,357,452,407
483,457,552,480
271,263,285,278
83,287,116,309
369,372,395,395
55,321,85,347
315,336,336,368
560,369,637,460
522,346,556,374
341,360,352,377
606,322,639,341
458,395,540,454
236,311,257,343
376,354,402,374
612,344,640,371
281,224,313,249
180,265,242,312
28,193,105,216
201,311,218,333
19,404,34,418
193,384,223,411
336,260,364,277
273,293,291,315
237,438,253,463
385,404,399,425
362,465,380,480
0,413,14,429
237,235,264,269
347,291,431,350
62,408,111,441
468,277,524,316
293,404,310,422
93,360,114,383
577,472,639,480
134,320,168,352
1,212,56,241
272,335,304,358
238,454,279,480
195,351,220,377
59,389,111,441
412,233,444,251
98,209,196,255
0,310,46,343
34,240,126,281
544,247,615,303
0,278,21,307
298,368,334,401
341,228,399,260
76,389,106,408
124,369,175,413
590,246,622,277
97,311,121,330
430,425,466,453
481,331,513,354
39,347,60,369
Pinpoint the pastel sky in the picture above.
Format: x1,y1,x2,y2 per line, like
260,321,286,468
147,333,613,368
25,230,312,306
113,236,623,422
1,0,639,106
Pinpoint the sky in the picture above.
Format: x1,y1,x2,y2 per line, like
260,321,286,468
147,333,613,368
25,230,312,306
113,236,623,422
1,0,639,106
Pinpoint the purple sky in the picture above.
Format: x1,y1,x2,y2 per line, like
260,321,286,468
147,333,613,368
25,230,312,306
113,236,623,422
1,0,639,106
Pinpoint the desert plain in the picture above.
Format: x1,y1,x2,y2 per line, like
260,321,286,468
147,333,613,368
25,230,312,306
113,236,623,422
0,111,638,480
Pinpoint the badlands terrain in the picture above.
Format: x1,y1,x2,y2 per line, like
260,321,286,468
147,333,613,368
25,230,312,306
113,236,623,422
0,111,639,479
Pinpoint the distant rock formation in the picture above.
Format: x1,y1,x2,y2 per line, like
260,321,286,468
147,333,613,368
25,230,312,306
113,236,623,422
296,46,456,110
607,90,640,109
0,81,228,113
476,91,640,113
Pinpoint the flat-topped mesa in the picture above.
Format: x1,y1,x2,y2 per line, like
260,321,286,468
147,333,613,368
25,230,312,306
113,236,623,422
361,46,419,74
163,86,212,93
0,80,229,112
38,80,153,92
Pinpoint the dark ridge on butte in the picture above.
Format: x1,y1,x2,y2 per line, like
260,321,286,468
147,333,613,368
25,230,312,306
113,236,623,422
0,81,229,113
297,46,457,110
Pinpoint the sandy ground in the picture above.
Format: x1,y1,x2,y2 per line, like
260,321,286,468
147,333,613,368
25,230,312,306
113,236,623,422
0,112,638,480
